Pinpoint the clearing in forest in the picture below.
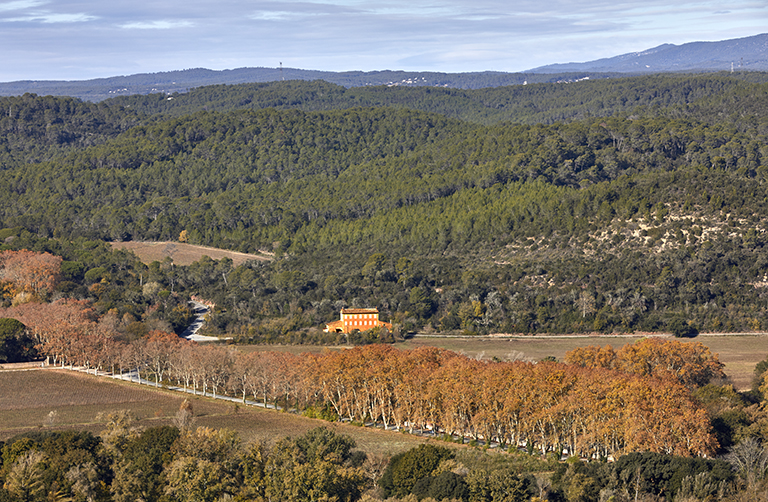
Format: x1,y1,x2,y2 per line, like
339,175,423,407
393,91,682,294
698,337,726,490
109,241,272,266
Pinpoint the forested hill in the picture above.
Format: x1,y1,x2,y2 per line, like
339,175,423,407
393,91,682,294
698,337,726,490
0,67,627,102
3,74,768,335
105,72,768,125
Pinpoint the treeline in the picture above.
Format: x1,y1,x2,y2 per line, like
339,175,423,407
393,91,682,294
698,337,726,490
0,423,370,502
1,421,751,502
0,66,629,102
379,444,738,502
103,73,768,125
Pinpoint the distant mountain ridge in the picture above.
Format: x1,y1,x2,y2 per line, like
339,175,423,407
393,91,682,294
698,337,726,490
0,68,614,102
0,32,766,101
528,33,768,73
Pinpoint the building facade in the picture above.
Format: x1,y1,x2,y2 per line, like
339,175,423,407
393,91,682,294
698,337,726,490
324,308,392,334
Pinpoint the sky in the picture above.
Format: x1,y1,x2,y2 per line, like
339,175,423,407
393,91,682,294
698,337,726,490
0,0,766,82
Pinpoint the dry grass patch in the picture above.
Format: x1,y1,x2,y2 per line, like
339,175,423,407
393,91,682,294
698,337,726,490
200,408,428,455
697,334,768,390
109,241,271,266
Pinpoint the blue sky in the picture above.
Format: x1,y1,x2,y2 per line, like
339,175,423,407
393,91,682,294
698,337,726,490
1,0,766,81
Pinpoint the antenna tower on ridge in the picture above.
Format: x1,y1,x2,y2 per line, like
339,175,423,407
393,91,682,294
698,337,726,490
280,62,284,81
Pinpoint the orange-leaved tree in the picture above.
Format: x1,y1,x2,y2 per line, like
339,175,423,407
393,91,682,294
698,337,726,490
0,249,62,301
565,337,725,389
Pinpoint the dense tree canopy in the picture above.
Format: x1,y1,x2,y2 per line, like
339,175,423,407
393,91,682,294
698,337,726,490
565,337,725,389
4,73,768,335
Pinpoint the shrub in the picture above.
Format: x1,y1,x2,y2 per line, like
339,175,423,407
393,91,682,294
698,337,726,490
380,444,455,498
669,318,698,337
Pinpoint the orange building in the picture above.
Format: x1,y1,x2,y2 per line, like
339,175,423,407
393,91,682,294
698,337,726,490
324,308,392,334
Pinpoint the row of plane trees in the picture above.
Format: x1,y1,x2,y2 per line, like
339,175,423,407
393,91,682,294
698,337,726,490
1,297,724,461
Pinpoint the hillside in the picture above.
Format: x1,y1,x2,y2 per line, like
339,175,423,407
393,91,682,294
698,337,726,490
101,73,768,125
0,67,620,102
2,74,768,337
529,32,768,73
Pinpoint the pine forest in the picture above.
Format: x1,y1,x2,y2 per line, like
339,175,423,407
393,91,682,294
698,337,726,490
4,72,768,501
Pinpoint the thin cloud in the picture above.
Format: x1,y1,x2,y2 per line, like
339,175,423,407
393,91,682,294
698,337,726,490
0,0,96,24
0,0,45,12
3,12,96,23
249,1,360,19
249,11,319,21
120,20,195,29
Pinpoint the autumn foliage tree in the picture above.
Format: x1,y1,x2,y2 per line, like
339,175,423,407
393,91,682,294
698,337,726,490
565,337,725,389
0,299,109,369
187,344,717,459
0,250,62,302
143,330,183,387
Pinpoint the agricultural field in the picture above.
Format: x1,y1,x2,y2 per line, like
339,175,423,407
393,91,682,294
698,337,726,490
109,241,272,266
0,368,428,455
